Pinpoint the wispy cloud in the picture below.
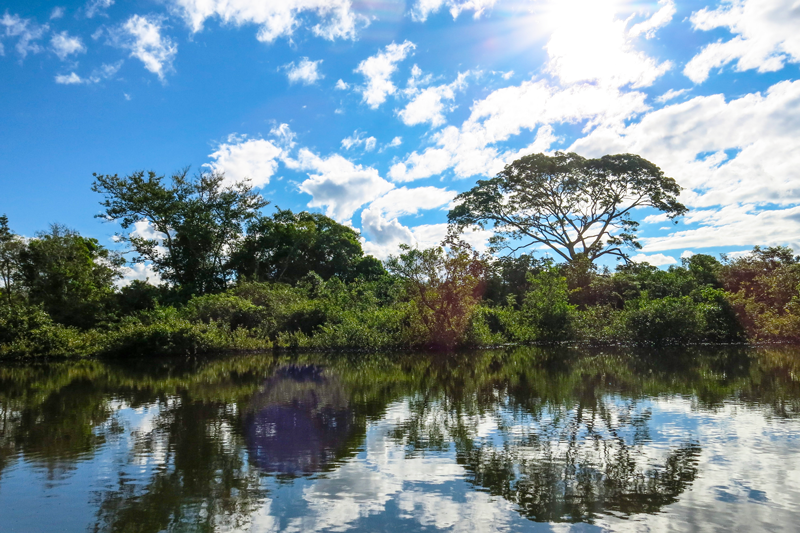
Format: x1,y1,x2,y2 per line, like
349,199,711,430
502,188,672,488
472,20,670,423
108,15,177,81
1,12,48,59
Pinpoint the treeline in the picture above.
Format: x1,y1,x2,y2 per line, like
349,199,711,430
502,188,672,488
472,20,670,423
2,155,799,357
2,215,799,357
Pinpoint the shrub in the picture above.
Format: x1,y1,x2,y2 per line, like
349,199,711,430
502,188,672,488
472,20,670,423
621,295,702,346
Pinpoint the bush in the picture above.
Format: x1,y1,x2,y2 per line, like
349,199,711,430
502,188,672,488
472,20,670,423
621,295,702,346
520,269,576,342
0,303,95,357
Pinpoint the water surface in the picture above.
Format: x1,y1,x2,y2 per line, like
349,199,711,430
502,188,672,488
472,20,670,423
1,347,800,532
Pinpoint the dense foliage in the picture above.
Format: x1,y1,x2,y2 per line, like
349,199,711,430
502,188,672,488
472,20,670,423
1,156,799,357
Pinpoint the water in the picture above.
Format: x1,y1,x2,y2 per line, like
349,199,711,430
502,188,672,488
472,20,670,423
1,347,799,532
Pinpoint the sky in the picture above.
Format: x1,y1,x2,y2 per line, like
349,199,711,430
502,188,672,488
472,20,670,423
1,0,799,280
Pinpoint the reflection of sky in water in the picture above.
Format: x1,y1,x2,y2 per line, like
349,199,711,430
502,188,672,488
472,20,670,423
2,392,800,531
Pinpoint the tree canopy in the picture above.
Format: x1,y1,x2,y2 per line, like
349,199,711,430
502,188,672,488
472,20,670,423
231,209,385,284
18,224,123,328
448,152,687,264
92,169,268,296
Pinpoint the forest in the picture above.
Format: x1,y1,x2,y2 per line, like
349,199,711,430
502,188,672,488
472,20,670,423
1,152,799,357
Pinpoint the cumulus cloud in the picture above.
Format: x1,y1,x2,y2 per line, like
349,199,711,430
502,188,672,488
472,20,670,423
684,0,800,84
51,31,86,60
85,0,114,18
630,253,678,266
398,71,469,127
168,0,366,42
411,0,498,22
356,40,415,109
568,79,800,252
283,57,323,85
110,15,177,81
287,149,394,224
1,12,48,59
335,79,349,90
571,79,800,209
206,135,285,187
118,262,162,286
545,0,672,88
642,205,800,253
389,79,648,182
50,7,65,20
55,72,83,85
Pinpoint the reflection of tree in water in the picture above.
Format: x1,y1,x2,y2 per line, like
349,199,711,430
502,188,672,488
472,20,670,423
457,405,701,522
390,350,704,523
243,365,357,476
91,397,267,533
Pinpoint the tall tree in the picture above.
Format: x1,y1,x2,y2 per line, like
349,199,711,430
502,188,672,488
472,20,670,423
18,224,123,328
0,215,23,304
448,152,687,264
92,169,268,295
232,209,384,284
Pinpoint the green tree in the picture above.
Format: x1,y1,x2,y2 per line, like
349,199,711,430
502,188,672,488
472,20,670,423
231,209,384,284
0,215,24,304
448,152,687,264
386,239,486,348
92,169,268,296
18,224,123,328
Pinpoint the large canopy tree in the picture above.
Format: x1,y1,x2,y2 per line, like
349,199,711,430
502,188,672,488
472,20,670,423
448,152,687,264
18,224,123,328
92,169,268,295
231,209,385,284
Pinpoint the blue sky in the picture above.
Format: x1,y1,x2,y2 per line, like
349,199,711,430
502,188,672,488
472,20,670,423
1,0,799,280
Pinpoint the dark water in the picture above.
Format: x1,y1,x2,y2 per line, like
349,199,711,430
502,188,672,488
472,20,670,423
1,347,800,532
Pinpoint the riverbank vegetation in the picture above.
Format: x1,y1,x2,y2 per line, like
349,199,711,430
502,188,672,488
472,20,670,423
2,152,799,357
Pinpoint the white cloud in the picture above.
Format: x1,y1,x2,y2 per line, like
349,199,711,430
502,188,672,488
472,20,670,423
381,136,403,151
357,186,496,259
335,79,349,90
355,40,415,109
544,0,672,88
287,149,394,224
168,0,366,42
85,0,114,19
571,79,800,209
630,253,678,266
656,88,689,103
684,0,800,84
55,72,84,85
411,0,498,22
398,71,469,127
118,262,162,287
111,15,177,81
628,0,676,39
389,79,648,182
1,12,48,59
568,79,800,253
50,7,65,20
54,61,122,85
681,250,694,259
642,205,800,253
341,130,376,151
51,31,86,60
283,57,323,85
207,136,285,187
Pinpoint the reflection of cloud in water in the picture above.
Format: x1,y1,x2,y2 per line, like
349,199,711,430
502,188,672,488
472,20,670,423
244,366,356,475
